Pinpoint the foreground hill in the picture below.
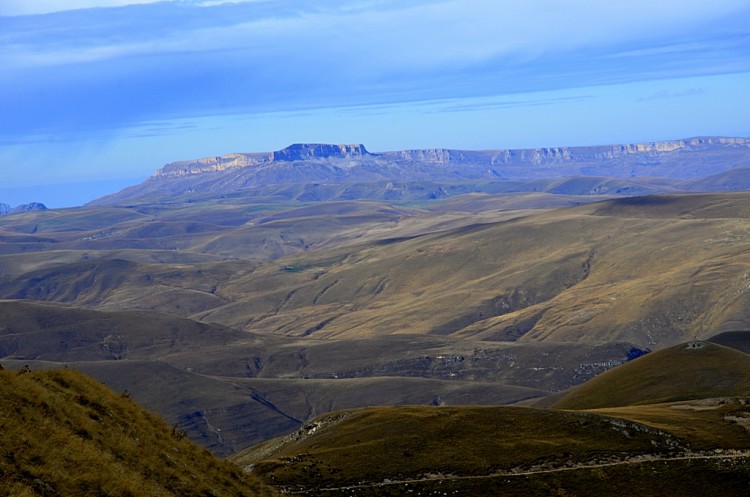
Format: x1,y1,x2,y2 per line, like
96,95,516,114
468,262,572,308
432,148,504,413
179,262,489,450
0,367,274,496
234,339,750,495
234,402,750,496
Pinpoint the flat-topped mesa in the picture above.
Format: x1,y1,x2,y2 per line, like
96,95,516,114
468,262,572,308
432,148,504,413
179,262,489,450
270,143,371,162
151,136,750,179
91,135,750,205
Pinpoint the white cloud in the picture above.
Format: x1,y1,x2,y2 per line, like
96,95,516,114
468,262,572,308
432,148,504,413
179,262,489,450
7,0,748,72
0,0,167,16
0,0,276,16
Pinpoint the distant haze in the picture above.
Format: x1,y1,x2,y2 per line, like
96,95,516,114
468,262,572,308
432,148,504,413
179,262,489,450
2,0,750,206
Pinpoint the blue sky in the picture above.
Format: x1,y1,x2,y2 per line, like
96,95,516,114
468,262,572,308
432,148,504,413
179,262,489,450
2,0,750,207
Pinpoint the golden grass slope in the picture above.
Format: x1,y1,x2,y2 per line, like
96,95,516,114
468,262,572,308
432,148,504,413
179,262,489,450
0,367,275,497
552,341,750,410
4,192,750,349
187,192,750,349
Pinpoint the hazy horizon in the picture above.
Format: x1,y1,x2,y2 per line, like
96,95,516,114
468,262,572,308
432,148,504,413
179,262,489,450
3,0,750,207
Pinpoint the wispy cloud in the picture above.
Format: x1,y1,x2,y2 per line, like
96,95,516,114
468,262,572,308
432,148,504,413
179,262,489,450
638,88,707,102
0,0,170,16
2,0,750,139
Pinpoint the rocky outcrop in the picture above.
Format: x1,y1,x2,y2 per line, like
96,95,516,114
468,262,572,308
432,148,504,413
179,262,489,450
270,143,371,162
0,202,47,215
156,152,270,177
157,144,373,178
12,202,47,213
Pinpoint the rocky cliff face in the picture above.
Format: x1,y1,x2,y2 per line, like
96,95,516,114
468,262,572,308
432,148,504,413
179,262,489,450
156,152,269,177
12,202,47,213
157,144,373,178
270,143,371,162
0,202,47,215
155,137,750,178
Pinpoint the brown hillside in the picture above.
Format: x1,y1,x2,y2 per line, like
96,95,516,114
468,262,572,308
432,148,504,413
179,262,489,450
0,367,274,496
553,341,750,410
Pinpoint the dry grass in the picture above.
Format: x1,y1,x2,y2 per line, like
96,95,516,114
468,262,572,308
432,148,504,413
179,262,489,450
553,342,750,410
233,400,750,495
4,192,750,350
0,368,275,496
234,405,692,488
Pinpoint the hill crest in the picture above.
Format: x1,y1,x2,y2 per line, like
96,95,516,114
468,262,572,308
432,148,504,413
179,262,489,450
552,341,750,410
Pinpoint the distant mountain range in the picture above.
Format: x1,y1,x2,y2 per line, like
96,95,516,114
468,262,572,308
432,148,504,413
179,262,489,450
91,136,750,205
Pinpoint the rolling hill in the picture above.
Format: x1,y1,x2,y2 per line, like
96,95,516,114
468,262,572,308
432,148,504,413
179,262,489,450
3,137,750,463
1,299,628,454
552,341,750,410
5,192,750,349
233,337,750,495
4,190,750,456
233,401,750,496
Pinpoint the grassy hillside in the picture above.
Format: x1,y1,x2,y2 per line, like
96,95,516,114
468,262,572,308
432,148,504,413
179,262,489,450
0,367,274,496
233,403,750,496
552,341,750,410
234,405,688,486
5,191,750,459
183,192,750,348
4,192,750,349
229,335,750,495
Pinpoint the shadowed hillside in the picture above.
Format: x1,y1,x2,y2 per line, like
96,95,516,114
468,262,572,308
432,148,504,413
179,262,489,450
0,367,274,496
709,329,750,354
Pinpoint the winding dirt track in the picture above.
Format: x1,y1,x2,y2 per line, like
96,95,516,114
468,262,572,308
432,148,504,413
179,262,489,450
281,450,750,494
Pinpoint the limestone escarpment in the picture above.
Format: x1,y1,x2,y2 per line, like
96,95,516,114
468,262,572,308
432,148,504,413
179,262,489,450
92,136,750,205
269,143,371,162
155,137,750,178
